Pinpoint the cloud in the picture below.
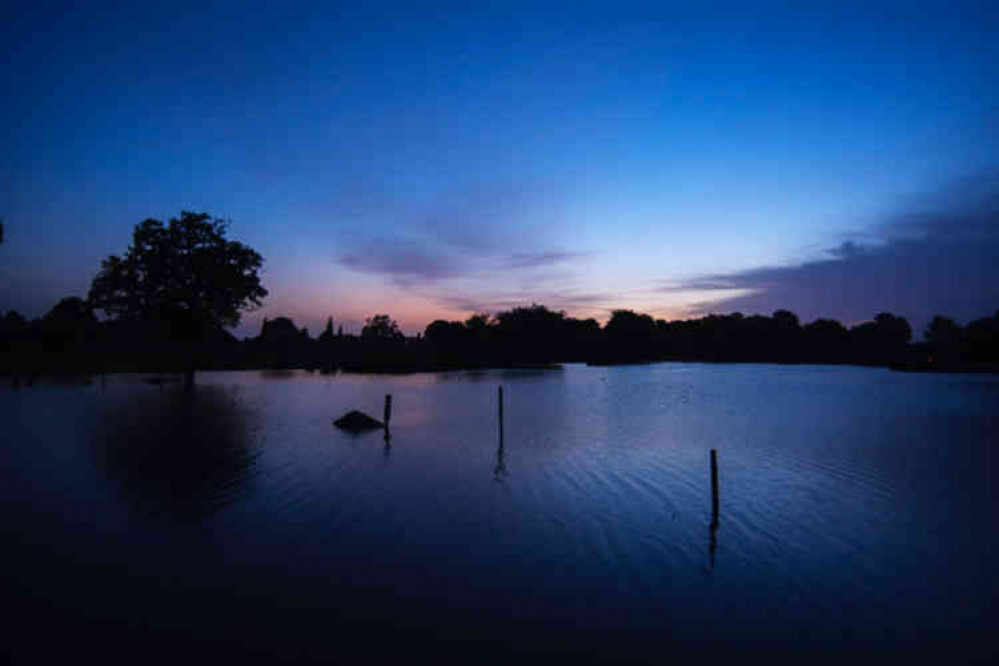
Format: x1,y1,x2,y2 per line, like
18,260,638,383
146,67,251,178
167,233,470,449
330,177,596,294
338,241,461,283
337,241,593,283
500,250,594,269
673,169,999,332
825,240,869,259
329,177,599,315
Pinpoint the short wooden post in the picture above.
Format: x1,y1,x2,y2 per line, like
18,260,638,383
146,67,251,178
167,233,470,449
383,394,392,426
709,448,720,570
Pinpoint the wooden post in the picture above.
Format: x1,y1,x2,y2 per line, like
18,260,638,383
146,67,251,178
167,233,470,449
710,449,719,524
495,385,506,479
498,386,504,444
383,394,392,426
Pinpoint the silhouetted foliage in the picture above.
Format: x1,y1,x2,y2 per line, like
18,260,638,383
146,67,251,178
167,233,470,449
362,314,403,340
319,317,336,342
259,317,306,343
802,318,850,363
463,313,491,333
599,309,658,362
88,212,266,336
965,311,999,363
1,310,27,332
86,212,266,384
4,289,999,375
849,312,912,364
37,297,98,353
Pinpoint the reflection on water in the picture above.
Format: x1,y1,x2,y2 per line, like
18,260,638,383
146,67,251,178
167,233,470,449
709,448,720,572
259,369,298,380
90,385,259,520
436,366,564,382
494,432,507,481
494,385,507,480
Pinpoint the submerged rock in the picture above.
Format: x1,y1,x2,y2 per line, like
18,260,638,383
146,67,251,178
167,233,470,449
333,410,384,431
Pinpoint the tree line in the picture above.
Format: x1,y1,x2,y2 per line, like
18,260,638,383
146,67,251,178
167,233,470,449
1,210,997,378
3,299,998,375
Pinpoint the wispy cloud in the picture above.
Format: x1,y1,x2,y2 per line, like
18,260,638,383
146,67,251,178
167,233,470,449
670,169,999,331
338,241,461,283
499,250,595,269
329,176,602,318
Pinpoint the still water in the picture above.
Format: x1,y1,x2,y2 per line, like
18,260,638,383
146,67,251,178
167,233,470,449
3,364,997,663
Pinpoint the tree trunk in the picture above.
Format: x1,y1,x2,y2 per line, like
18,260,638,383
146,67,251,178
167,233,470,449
184,367,195,390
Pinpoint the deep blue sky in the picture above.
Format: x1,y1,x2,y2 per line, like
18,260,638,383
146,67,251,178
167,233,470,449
2,1,997,337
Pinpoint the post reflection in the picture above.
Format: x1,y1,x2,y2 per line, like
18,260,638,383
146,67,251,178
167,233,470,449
90,385,259,520
494,385,507,480
708,449,720,572
494,436,507,480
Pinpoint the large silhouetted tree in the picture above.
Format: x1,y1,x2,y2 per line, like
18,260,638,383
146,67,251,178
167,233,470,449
88,211,267,386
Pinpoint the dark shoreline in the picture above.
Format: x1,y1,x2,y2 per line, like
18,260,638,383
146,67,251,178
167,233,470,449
4,305,997,378
5,357,997,382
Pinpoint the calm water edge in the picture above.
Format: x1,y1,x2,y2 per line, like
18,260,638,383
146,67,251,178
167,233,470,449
2,364,997,664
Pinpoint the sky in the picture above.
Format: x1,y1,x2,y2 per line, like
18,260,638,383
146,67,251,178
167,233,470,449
2,1,997,338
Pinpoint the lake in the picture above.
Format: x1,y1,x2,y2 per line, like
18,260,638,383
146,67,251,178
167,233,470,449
2,364,996,664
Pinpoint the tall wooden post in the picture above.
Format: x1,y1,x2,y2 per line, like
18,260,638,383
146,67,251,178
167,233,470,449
383,394,393,441
495,385,506,479
498,386,504,444
710,449,719,521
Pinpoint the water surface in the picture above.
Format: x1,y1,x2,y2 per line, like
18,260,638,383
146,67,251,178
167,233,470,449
3,364,996,663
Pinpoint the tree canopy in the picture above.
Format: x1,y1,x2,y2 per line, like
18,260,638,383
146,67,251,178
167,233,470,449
362,314,404,340
88,212,267,339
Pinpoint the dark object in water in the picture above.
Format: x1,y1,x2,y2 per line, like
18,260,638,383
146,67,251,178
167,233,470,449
333,410,384,431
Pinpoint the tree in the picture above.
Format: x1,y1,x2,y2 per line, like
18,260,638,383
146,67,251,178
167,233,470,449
40,297,98,346
605,309,656,334
925,316,961,346
259,317,301,343
88,211,267,386
362,314,403,340
42,297,96,327
319,316,335,342
465,313,492,330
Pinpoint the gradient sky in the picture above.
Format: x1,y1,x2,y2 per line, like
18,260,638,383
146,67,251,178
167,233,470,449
3,1,997,337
